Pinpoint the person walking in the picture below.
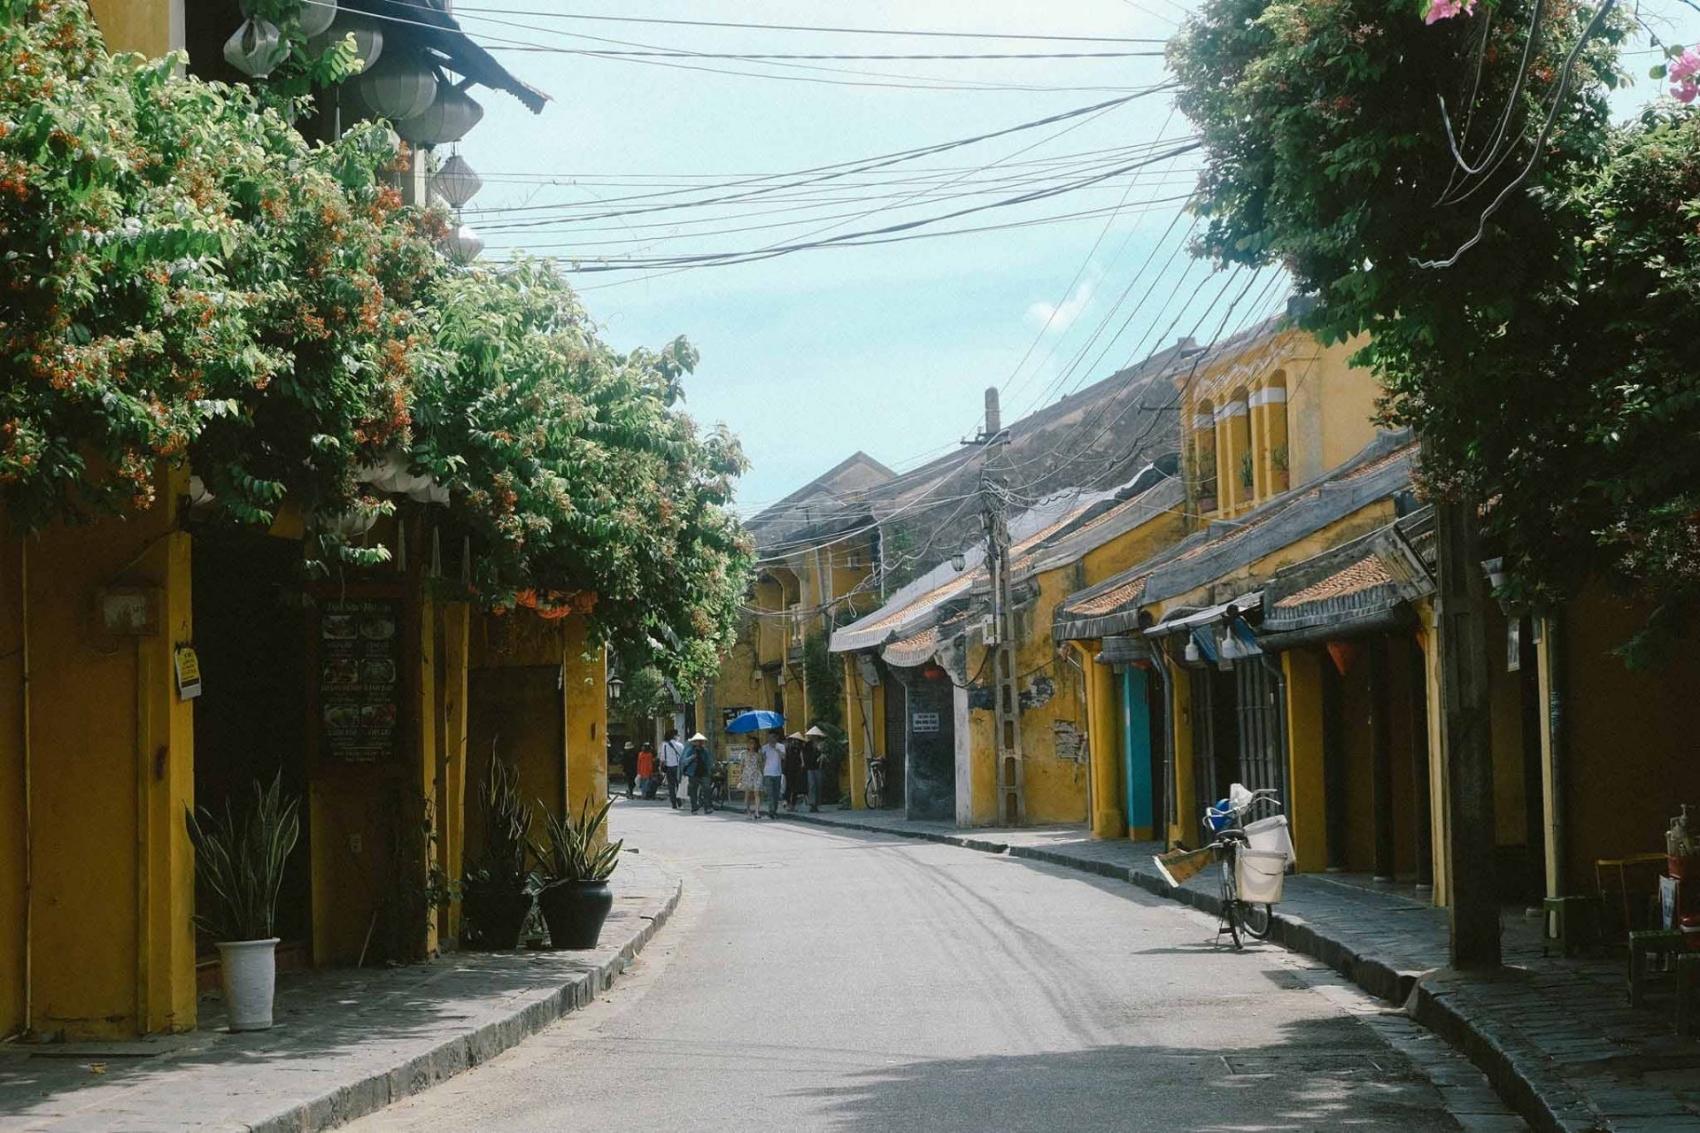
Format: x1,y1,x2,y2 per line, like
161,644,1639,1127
683,732,715,814
760,730,786,820
783,733,805,811
803,726,826,813
619,741,638,799
660,728,685,809
637,741,657,800
737,741,764,819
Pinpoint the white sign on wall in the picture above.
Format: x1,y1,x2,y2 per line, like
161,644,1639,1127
911,711,941,734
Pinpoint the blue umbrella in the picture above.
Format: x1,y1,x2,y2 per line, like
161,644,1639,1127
725,709,785,734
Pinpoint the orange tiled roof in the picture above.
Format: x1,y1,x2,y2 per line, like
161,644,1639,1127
1273,554,1394,609
1065,572,1151,617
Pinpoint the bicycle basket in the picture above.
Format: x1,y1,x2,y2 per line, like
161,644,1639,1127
1235,849,1287,904
1243,814,1295,867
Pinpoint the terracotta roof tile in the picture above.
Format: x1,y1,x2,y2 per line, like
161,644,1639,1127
1274,555,1394,609
1064,573,1150,617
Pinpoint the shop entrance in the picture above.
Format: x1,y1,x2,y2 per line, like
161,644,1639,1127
190,530,312,964
901,666,955,821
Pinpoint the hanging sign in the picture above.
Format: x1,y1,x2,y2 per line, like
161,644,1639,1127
174,646,202,701
318,597,401,762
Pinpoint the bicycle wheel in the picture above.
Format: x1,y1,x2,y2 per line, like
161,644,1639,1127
1240,901,1273,940
1218,857,1243,949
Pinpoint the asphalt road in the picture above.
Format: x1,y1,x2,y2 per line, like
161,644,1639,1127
347,799,1523,1133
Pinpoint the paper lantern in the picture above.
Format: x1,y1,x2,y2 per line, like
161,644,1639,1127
307,12,382,70
295,0,337,38
357,53,438,122
445,224,484,263
395,87,483,147
223,17,288,79
431,153,483,209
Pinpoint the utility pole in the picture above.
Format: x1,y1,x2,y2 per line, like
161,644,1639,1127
1435,495,1500,969
975,388,1025,827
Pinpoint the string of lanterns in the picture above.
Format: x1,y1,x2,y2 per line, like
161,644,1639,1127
221,0,488,262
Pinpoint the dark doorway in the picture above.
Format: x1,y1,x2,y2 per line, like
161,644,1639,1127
191,530,311,950
882,667,907,809
901,667,955,821
465,667,566,858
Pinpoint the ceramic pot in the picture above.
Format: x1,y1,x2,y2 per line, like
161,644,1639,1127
537,881,613,950
216,938,280,1032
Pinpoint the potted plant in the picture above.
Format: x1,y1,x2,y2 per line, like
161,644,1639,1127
533,796,622,949
460,757,535,950
185,773,301,1032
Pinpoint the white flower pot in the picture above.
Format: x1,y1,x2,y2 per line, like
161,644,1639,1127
216,938,280,1031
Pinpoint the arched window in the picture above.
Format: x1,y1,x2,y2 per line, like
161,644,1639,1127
1192,398,1218,510
1221,387,1251,512
1252,370,1290,498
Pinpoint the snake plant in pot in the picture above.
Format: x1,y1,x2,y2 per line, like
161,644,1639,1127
533,796,622,949
461,757,536,950
185,773,301,1031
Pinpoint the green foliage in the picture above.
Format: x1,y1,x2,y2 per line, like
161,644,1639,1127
0,1,443,554
615,665,675,733
1167,0,1700,655
411,259,753,688
464,756,534,899
533,795,622,885
184,772,301,942
801,630,842,731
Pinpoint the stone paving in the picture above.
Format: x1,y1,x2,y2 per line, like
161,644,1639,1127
0,851,680,1133
782,806,1700,1133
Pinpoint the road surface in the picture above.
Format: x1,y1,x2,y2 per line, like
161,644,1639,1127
348,800,1523,1132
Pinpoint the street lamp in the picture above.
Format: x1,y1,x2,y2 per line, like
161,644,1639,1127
608,674,624,702
952,551,967,572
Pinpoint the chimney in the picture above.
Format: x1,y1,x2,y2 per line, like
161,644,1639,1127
984,387,1001,438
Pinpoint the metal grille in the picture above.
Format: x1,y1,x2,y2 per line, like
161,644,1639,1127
1234,662,1284,801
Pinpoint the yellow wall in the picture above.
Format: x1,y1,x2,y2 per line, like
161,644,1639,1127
1283,648,1328,872
88,0,182,56
1167,657,1196,846
562,616,608,820
0,469,197,1039
1074,641,1125,839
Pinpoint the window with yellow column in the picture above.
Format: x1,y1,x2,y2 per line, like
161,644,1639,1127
1218,388,1250,515
1192,398,1218,513
1249,370,1290,504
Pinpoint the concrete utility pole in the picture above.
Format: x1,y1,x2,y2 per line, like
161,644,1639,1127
977,388,1025,826
1435,496,1500,969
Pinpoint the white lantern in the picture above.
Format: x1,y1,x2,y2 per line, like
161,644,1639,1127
431,153,483,209
224,17,289,79
307,13,382,70
358,54,438,122
395,87,483,147
295,0,337,38
445,224,485,264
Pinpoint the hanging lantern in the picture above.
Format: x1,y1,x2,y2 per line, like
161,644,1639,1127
294,0,337,38
357,53,438,122
395,87,484,147
223,17,289,79
307,12,382,69
445,223,484,263
431,153,483,209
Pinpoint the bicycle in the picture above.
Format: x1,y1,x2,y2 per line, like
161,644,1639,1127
1204,787,1286,948
864,756,887,810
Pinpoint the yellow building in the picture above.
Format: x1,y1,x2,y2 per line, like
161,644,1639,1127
0,1,605,1042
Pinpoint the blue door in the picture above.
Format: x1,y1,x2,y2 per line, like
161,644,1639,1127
1122,667,1154,838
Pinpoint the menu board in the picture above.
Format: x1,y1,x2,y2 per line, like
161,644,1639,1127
318,597,401,763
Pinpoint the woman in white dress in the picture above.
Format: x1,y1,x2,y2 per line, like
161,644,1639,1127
738,743,764,819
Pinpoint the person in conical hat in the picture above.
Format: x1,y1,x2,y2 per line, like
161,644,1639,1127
802,726,827,812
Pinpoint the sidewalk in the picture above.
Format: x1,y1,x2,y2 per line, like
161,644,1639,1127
0,852,680,1133
782,807,1700,1133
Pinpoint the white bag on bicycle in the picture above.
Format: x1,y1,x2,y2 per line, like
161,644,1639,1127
1236,850,1287,904
1243,814,1295,867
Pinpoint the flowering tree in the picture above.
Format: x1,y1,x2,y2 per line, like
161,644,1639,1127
1169,0,1700,658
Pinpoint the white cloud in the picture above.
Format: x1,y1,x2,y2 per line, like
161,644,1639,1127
1026,278,1095,334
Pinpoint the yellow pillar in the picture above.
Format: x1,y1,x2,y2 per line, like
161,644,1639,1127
1419,604,1450,907
1074,642,1125,839
1192,399,1219,514
1535,615,1559,900
562,617,607,820
1283,649,1328,872
87,0,182,57
843,656,867,810
415,596,439,960
1168,657,1196,846
1217,391,1251,516
1255,373,1290,497
438,603,469,943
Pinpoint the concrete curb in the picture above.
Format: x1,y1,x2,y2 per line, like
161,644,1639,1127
246,870,684,1133
781,810,1591,1133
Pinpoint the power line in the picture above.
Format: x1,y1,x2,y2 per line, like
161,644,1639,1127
451,6,1172,43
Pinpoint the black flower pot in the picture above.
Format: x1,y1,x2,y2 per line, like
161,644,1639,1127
464,886,534,951
537,880,614,949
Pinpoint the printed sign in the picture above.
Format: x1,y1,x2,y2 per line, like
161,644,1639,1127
174,646,202,701
319,597,401,763
911,711,941,734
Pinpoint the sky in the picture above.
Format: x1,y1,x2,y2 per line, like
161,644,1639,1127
444,0,1700,514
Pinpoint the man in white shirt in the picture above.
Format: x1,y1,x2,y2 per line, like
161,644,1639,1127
660,728,686,810
759,731,786,820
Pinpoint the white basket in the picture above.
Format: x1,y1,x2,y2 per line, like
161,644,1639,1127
1243,814,1296,867
1236,849,1287,904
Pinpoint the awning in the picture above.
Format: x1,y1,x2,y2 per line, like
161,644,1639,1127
882,624,941,669
1095,634,1155,666
349,0,550,113
1256,518,1433,650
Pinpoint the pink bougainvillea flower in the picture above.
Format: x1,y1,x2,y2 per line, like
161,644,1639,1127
1424,0,1476,23
1670,47,1700,102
